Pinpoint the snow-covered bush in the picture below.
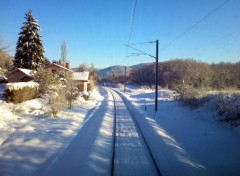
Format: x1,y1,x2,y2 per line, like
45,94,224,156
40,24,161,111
82,92,89,101
35,68,81,114
65,78,80,108
177,84,207,108
4,82,39,103
214,93,240,125
34,67,60,95
49,89,66,117
140,85,151,90
116,83,124,90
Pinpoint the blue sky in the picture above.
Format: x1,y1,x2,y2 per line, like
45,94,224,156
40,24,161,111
0,0,239,68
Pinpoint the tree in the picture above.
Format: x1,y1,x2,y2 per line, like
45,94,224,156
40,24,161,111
34,67,60,95
0,50,13,75
211,62,236,89
78,64,89,72
0,38,13,75
65,75,79,108
130,64,155,85
89,64,99,90
0,38,11,52
44,57,51,65
14,10,45,70
61,41,67,66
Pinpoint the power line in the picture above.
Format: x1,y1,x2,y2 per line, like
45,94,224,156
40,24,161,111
127,0,137,45
130,41,155,45
121,0,138,64
192,30,240,54
194,36,240,57
161,0,231,51
124,44,156,59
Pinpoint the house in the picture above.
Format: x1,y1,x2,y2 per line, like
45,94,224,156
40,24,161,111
7,62,89,92
7,68,34,83
72,71,89,92
7,61,72,83
45,61,73,74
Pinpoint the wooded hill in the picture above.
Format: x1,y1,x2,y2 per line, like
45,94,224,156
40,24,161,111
97,63,152,78
101,59,240,90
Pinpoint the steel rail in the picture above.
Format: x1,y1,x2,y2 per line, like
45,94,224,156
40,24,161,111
106,87,162,176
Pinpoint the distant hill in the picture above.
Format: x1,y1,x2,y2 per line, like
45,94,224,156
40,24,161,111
71,62,154,77
97,62,153,78
97,65,129,78
71,67,79,72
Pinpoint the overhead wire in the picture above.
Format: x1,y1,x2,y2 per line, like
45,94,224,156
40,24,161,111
127,0,137,46
194,36,240,57
121,0,138,64
130,41,155,45
192,30,240,54
161,0,231,51
124,44,155,59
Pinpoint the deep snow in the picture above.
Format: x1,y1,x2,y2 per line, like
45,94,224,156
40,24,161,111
0,83,240,176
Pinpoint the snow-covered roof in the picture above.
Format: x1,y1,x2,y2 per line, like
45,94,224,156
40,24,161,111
45,63,73,72
72,72,89,81
8,68,34,78
18,68,34,77
0,75,7,81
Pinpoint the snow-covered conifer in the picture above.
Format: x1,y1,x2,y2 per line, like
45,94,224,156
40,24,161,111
14,10,45,70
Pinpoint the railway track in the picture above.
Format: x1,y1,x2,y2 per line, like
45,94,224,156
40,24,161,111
39,87,162,176
105,87,162,176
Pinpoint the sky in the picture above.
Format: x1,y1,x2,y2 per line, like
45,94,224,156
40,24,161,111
0,0,239,69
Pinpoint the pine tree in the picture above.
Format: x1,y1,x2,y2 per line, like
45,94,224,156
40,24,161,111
14,10,45,70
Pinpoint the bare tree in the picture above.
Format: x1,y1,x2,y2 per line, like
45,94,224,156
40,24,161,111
0,38,11,52
61,41,67,66
65,76,79,108
0,39,13,75
78,64,89,72
0,51,13,75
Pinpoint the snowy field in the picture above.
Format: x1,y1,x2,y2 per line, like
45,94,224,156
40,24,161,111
0,83,240,175
115,85,240,176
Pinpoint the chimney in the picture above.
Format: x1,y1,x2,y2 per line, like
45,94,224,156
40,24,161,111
52,60,57,64
66,62,70,69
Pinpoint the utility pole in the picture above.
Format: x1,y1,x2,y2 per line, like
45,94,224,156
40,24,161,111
155,40,159,112
124,39,159,112
124,66,127,92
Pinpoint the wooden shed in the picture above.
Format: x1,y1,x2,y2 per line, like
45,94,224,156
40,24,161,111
7,68,34,83
72,72,89,92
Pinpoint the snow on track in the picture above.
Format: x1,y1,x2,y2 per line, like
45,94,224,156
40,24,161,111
107,88,160,176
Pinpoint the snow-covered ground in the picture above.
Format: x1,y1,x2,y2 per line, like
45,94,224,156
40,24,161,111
116,85,240,176
0,83,240,176
0,83,104,176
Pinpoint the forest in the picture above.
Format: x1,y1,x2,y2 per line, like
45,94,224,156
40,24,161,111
108,59,240,91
